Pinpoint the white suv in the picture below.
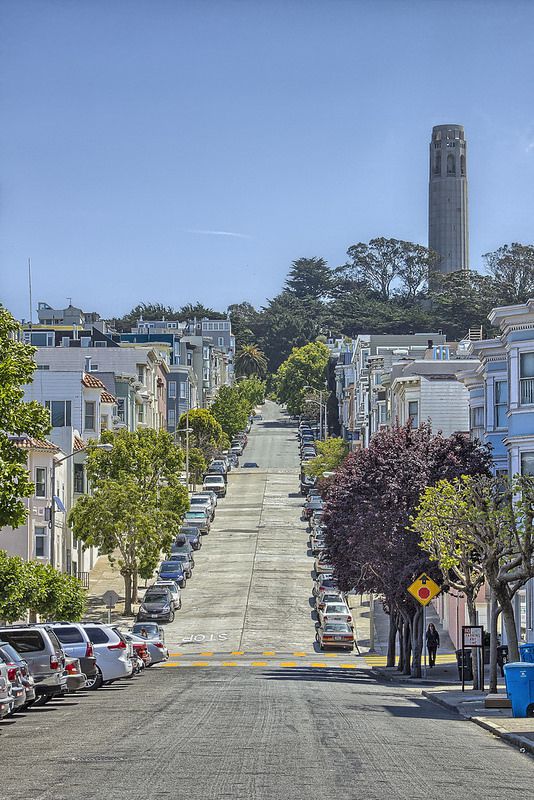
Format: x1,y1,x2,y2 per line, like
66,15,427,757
203,474,226,497
82,624,133,688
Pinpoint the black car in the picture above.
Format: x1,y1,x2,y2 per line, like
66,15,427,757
179,526,202,550
136,587,175,623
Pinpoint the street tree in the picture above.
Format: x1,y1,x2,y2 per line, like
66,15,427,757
483,243,534,304
178,408,226,459
275,341,330,417
304,438,349,480
188,447,207,487
324,424,491,677
0,307,51,528
68,428,188,612
236,376,265,408
412,474,534,689
284,257,332,300
234,345,268,378
211,385,250,440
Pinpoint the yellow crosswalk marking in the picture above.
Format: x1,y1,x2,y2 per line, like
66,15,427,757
339,663,356,669
279,661,297,667
162,661,180,667
200,651,213,656
293,652,307,656
231,651,244,655
263,651,275,655
191,661,210,667
310,662,327,668
222,661,238,666
251,661,268,667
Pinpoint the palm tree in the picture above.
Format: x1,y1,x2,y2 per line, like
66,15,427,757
234,344,268,377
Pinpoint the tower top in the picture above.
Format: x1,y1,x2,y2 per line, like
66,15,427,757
431,124,465,142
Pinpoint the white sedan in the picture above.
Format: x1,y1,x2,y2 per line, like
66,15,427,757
317,602,353,628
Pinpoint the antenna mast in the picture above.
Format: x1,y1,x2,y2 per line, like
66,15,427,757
28,258,33,329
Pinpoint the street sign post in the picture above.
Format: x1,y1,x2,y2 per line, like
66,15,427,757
461,624,484,693
101,590,121,624
407,573,441,677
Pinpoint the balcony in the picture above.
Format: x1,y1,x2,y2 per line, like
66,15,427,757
520,377,534,406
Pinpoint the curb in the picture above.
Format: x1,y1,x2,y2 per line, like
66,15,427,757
371,666,450,687
422,690,534,757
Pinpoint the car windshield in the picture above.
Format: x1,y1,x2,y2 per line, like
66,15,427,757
186,511,205,518
324,623,351,632
171,554,187,561
145,592,169,602
180,527,199,535
325,604,347,613
190,497,208,504
160,564,181,572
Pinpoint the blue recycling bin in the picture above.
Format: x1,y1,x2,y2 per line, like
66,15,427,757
519,643,534,663
504,662,534,717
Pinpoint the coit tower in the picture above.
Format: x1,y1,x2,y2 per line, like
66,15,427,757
428,124,469,274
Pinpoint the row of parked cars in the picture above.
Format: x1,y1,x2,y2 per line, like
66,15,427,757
0,618,170,720
136,429,250,624
296,420,355,653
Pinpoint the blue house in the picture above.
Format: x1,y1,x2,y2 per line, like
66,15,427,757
458,299,534,644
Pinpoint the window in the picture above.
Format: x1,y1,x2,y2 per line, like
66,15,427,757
168,381,177,399
35,467,47,497
519,353,534,405
137,365,145,384
61,337,70,347
138,405,144,423
74,463,84,493
84,401,96,431
45,400,72,427
94,340,106,348
434,153,441,175
470,406,485,440
35,526,48,558
37,365,50,370
408,401,419,428
521,452,534,476
53,627,84,644
218,337,224,347
447,153,455,175
179,382,187,399
31,332,54,347
117,398,125,421
460,154,466,176
80,337,91,348
187,352,192,366
85,627,110,644
494,381,508,428
168,409,176,427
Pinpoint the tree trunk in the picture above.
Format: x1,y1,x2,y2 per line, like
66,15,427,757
498,589,520,662
122,570,132,615
489,590,499,694
411,607,423,678
132,568,138,605
397,615,405,672
402,612,412,675
465,592,480,690
386,612,397,668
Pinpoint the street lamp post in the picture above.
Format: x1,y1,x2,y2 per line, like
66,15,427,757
303,386,326,440
49,442,112,571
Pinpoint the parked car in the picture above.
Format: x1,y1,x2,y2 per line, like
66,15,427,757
317,602,353,628
300,474,316,495
121,634,152,668
137,584,176,621
310,534,326,556
82,623,133,689
202,474,226,498
44,623,98,686
64,657,87,693
315,590,345,612
131,622,165,640
126,629,169,666
0,625,67,704
194,490,218,509
190,495,215,521
158,559,186,588
230,442,243,456
314,554,334,575
0,667,14,720
153,579,182,610
0,642,36,709
316,622,354,651
313,574,338,596
168,552,194,579
179,526,202,550
0,648,26,713
184,509,211,534
303,497,324,520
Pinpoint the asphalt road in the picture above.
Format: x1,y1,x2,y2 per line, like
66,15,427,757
1,402,533,799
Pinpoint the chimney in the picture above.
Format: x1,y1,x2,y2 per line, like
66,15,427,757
85,356,92,372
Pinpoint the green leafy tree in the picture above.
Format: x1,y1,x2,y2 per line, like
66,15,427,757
483,242,534,304
284,257,332,300
228,302,262,347
236,376,265,408
234,344,268,378
179,408,225,459
68,428,188,613
0,307,51,528
304,438,349,480
275,341,330,416
210,386,250,440
428,270,500,339
188,447,207,487
0,553,85,622
257,293,325,371
0,550,30,622
412,474,534,689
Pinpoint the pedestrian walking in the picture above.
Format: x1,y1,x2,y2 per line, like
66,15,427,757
426,623,440,667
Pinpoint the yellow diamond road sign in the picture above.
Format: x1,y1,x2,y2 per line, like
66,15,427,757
407,573,441,606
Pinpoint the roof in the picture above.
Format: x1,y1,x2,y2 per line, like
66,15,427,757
100,391,117,404
73,435,86,452
9,435,60,452
395,359,475,378
82,373,107,389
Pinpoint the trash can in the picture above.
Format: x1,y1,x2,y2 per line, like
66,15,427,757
504,662,534,718
519,643,534,664
456,649,473,681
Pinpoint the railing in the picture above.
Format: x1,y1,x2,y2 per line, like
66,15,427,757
78,571,90,589
520,377,534,406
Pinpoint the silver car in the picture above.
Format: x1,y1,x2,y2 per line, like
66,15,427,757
0,625,67,705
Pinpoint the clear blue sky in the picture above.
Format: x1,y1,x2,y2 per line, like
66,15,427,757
2,0,534,321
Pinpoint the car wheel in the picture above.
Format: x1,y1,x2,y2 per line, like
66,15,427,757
85,667,103,691
177,599,182,610
33,693,52,706
170,611,175,622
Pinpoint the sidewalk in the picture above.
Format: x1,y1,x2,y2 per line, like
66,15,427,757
349,593,534,756
85,553,139,627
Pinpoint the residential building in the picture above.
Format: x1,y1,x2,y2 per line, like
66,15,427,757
428,124,469,274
